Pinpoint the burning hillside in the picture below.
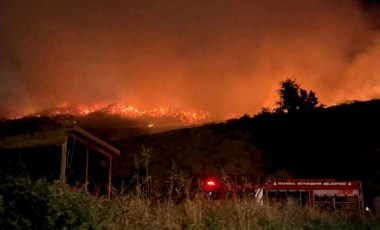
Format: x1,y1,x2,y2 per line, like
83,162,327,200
20,103,216,126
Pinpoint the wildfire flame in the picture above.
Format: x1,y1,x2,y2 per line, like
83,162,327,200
19,103,217,124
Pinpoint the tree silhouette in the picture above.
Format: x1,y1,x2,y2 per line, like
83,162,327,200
275,78,323,113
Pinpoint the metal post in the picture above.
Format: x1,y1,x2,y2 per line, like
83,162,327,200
108,158,112,198
310,190,314,208
60,136,68,181
359,181,364,215
85,146,89,192
333,196,336,210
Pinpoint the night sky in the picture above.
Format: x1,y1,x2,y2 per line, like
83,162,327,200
1,0,380,117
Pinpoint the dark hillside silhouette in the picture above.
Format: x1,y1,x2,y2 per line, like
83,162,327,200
112,122,265,190
246,99,380,203
110,97,380,203
1,99,380,203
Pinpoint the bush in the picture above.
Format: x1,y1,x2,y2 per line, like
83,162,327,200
0,176,122,229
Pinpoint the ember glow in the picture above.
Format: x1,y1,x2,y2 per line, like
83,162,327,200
1,0,380,118
101,103,212,123
27,103,213,124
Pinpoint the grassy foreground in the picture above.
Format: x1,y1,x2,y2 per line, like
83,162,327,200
0,177,379,230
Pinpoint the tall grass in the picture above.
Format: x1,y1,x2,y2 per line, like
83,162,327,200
1,148,379,229
1,176,379,229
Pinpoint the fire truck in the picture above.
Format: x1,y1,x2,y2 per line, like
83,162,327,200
203,178,365,215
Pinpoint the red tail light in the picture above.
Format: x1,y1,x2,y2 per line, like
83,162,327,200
204,178,218,192
207,181,216,187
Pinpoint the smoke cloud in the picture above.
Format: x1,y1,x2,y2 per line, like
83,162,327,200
1,0,380,117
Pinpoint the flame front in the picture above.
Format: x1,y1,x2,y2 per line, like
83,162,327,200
22,103,216,124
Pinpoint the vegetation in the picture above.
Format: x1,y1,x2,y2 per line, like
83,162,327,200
0,176,379,229
0,177,122,229
1,79,380,228
274,78,324,114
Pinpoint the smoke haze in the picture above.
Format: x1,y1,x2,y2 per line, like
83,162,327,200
1,0,380,117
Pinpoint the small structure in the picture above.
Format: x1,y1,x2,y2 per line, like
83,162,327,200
0,126,120,198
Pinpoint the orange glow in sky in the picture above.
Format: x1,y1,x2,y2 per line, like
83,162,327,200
1,0,380,118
